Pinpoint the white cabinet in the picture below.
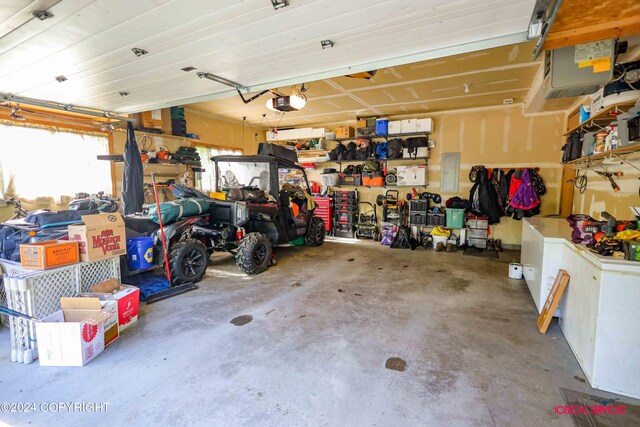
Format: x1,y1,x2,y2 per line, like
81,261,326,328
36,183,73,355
521,218,571,313
521,218,640,399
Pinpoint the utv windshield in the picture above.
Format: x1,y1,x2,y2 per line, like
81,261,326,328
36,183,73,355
216,160,272,194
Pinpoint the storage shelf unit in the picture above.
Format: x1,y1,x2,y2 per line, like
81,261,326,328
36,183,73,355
563,101,636,136
568,142,640,164
331,132,430,142
119,129,203,146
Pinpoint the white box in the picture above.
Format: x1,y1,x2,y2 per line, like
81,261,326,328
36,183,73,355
299,127,313,139
402,147,429,159
590,87,605,115
416,118,433,133
287,129,300,139
311,128,326,138
388,120,402,134
35,298,113,366
401,119,417,133
274,129,288,140
396,165,426,186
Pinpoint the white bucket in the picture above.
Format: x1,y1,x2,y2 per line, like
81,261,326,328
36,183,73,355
509,263,523,279
432,235,448,249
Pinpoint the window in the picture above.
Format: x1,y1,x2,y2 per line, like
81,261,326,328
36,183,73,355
195,146,241,192
0,124,112,201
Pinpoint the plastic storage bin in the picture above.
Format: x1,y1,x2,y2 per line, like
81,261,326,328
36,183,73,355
445,208,466,229
375,118,389,135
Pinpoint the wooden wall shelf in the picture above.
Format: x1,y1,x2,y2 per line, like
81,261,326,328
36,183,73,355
564,101,636,136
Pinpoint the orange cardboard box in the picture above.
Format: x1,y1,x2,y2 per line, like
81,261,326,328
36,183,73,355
68,213,126,262
335,126,354,139
19,240,79,270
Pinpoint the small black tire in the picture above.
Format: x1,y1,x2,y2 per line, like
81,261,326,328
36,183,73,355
307,217,326,247
236,232,272,275
169,238,209,285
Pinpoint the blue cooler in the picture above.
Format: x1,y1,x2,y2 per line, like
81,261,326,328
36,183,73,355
375,118,389,135
126,237,154,270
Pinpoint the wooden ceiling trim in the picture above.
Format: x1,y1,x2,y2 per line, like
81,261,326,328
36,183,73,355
543,0,640,50
543,15,640,50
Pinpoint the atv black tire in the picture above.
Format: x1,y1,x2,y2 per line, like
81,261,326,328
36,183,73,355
169,238,209,285
236,232,272,275
307,217,326,247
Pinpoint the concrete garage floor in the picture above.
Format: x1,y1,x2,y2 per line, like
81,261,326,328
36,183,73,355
1,239,639,426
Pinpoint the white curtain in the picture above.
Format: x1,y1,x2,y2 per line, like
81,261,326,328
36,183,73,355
195,145,241,192
0,124,112,201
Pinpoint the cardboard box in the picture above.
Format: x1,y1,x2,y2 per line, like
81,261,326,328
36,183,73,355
99,299,119,347
590,87,605,115
401,119,418,134
396,165,427,186
81,279,140,332
388,120,402,134
140,110,163,130
68,213,126,262
20,240,79,270
335,126,355,139
35,298,113,366
356,118,368,128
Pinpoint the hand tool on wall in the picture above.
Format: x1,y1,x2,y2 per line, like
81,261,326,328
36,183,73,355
593,170,623,192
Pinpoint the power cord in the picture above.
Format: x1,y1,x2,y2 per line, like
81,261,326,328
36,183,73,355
575,169,588,194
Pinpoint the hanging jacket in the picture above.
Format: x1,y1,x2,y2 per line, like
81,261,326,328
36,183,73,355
489,168,506,216
509,169,540,211
508,171,522,201
469,167,502,224
529,169,546,196
502,169,514,206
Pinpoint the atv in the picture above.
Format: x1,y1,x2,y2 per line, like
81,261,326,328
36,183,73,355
192,150,325,275
122,210,212,285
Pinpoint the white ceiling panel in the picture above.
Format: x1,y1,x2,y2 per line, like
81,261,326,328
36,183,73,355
0,0,536,113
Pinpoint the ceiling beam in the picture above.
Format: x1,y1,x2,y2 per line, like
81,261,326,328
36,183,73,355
543,15,640,50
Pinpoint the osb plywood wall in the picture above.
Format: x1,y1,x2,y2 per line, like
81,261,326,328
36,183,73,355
306,105,566,246
571,158,640,221
110,108,254,202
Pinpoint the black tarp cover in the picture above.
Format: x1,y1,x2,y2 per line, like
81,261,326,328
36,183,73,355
121,122,144,215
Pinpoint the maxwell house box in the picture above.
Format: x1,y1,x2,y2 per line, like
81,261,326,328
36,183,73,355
68,213,126,262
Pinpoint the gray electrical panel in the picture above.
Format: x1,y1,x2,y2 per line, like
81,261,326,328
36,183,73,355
543,40,614,99
440,152,460,193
